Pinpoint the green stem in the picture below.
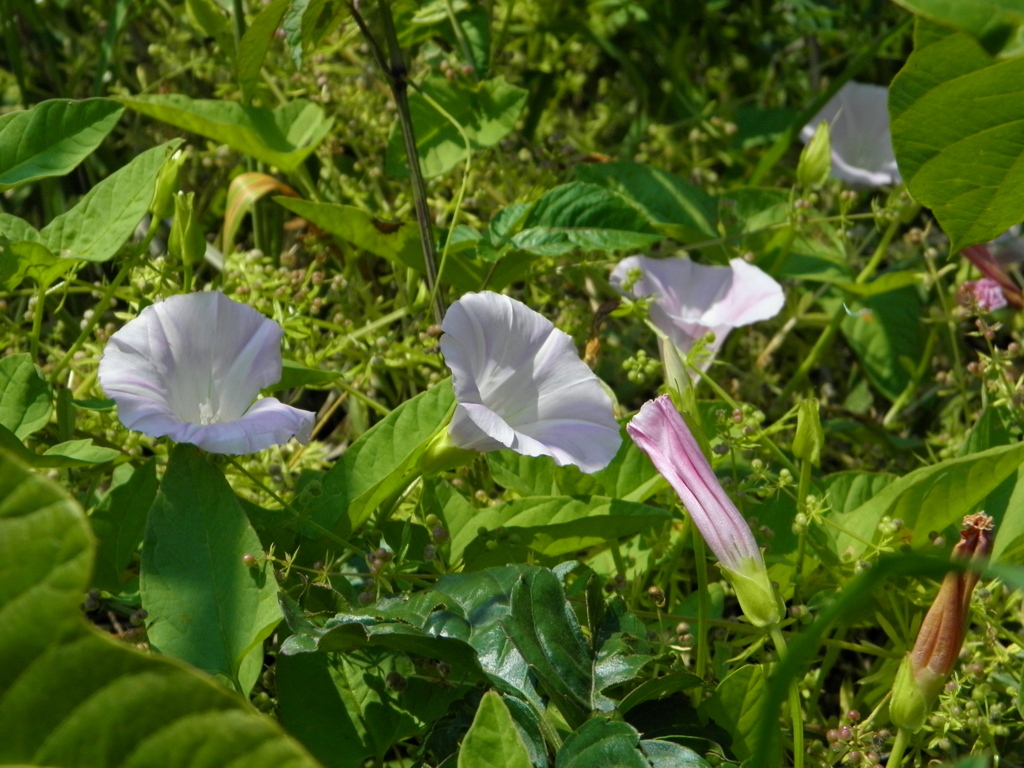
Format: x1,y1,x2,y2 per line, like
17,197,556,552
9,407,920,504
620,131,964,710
793,457,812,604
888,727,911,768
29,280,46,360
779,216,902,401
691,521,710,708
770,626,805,768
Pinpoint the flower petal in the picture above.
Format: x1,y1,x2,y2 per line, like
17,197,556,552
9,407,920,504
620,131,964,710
157,398,315,455
701,259,786,327
99,292,284,424
441,291,621,473
610,255,784,365
800,81,901,187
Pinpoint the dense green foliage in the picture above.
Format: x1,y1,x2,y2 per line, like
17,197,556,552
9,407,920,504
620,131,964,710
2,1,1024,767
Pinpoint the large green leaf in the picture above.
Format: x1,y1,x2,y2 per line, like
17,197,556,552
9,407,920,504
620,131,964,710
458,691,533,768
503,568,594,729
40,140,181,263
890,21,1024,251
834,286,924,401
0,354,52,439
892,0,1024,57
454,495,672,570
298,380,455,536
89,459,159,593
140,445,282,694
699,665,780,764
0,448,319,768
0,98,124,191
509,182,662,255
237,0,289,102
826,440,1024,559
574,162,718,243
119,95,332,172
555,718,648,768
386,76,527,178
274,197,488,291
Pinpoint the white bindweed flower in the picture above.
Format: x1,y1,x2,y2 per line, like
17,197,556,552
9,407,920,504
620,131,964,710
99,291,315,455
800,81,901,188
610,255,784,370
440,291,621,474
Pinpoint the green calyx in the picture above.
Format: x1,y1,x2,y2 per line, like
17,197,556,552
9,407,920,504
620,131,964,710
721,557,783,628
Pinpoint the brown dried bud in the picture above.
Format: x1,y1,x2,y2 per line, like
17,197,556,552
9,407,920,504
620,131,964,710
890,513,994,731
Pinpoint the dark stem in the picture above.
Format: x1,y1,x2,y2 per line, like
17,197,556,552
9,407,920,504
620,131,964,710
350,0,445,325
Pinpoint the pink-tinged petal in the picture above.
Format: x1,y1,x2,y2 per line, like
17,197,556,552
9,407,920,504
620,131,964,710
958,278,1008,311
627,396,781,626
800,82,901,188
610,255,784,368
627,396,760,571
441,291,621,473
99,291,316,455
702,260,786,327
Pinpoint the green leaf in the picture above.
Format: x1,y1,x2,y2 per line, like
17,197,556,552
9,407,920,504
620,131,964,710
277,648,465,768
510,182,661,255
89,459,159,593
503,568,593,729
556,718,648,768
487,451,600,497
827,440,1024,559
0,98,124,191
273,197,488,291
283,613,487,678
698,665,779,764
639,740,710,768
833,270,922,298
186,0,235,59
386,76,527,178
281,0,345,66
458,691,533,768
119,95,333,172
0,353,52,439
456,495,672,570
264,358,343,392
299,381,455,536
891,0,1024,57
592,438,664,503
574,162,718,243
618,673,703,715
140,445,282,694
0,424,119,468
837,286,924,401
0,238,75,290
890,21,1024,251
237,0,289,102
41,140,182,262
0,448,320,768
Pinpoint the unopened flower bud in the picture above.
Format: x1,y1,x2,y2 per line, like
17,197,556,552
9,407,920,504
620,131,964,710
890,513,994,732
